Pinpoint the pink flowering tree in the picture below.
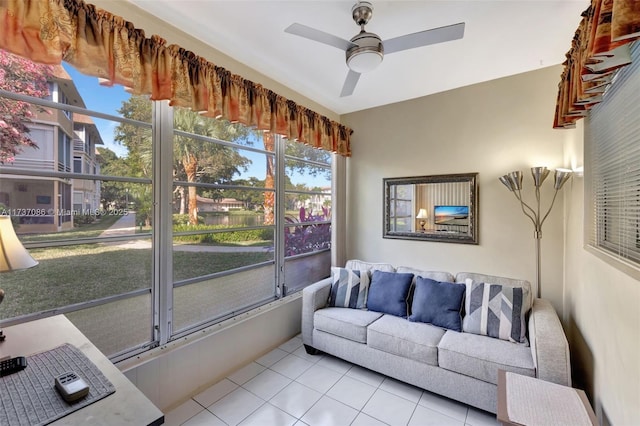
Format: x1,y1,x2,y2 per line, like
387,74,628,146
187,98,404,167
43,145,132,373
0,49,53,163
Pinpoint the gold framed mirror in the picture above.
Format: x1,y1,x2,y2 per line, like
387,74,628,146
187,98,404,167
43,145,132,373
383,173,479,244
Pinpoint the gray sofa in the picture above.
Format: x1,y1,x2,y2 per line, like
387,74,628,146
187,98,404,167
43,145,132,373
301,260,571,414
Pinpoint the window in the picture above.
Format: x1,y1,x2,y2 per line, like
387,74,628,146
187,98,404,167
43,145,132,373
73,156,82,173
587,42,640,268
0,50,335,360
388,184,413,232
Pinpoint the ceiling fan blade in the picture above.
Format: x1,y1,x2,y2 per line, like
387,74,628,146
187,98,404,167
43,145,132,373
340,70,361,97
285,23,357,51
383,22,465,55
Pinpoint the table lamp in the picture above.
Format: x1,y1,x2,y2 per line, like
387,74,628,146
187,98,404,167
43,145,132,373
0,216,39,341
416,208,428,231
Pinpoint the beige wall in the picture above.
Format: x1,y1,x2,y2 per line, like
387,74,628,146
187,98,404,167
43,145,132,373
342,65,573,315
563,123,640,425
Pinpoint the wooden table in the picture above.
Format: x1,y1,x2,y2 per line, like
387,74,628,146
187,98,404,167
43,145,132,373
497,370,596,426
0,315,164,425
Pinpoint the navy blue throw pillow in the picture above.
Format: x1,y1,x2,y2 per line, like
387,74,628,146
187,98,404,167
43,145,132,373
409,277,465,331
367,270,414,317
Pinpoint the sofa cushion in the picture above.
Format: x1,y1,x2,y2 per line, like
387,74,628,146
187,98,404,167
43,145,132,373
462,279,529,343
438,330,535,385
328,267,370,309
367,271,414,317
345,259,396,273
396,266,455,284
314,308,383,343
367,314,445,366
409,277,465,332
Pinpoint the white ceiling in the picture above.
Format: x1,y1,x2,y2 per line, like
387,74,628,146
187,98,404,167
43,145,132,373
127,1,587,115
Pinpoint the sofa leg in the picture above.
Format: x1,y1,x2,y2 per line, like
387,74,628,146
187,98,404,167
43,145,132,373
304,344,322,355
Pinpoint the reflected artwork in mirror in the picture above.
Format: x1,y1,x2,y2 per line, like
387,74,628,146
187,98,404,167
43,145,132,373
383,173,479,244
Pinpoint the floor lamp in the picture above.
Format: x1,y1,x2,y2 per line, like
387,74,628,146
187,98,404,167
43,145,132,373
498,167,572,299
0,216,39,341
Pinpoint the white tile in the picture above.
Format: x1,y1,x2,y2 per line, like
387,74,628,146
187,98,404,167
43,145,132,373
270,381,323,418
208,387,264,426
279,335,304,353
362,389,417,426
315,355,353,375
466,407,500,426
181,409,227,426
295,363,343,394
238,403,297,426
194,378,238,407
345,365,385,387
227,362,266,385
163,399,204,426
380,377,424,403
418,391,468,422
292,345,324,363
300,396,358,426
294,421,311,426
255,348,289,367
243,369,292,400
409,405,464,426
270,353,314,379
326,375,376,410
351,413,388,426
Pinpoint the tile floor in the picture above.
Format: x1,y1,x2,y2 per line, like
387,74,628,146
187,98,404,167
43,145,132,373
164,335,500,426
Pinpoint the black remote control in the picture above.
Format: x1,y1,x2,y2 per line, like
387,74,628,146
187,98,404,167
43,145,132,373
0,356,27,377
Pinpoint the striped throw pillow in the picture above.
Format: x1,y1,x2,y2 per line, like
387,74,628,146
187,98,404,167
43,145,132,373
328,267,370,309
462,279,529,343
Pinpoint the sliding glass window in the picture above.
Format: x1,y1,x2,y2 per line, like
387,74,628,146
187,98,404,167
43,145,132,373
0,49,334,359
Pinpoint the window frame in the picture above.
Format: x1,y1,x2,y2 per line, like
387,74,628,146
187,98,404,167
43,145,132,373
0,83,336,360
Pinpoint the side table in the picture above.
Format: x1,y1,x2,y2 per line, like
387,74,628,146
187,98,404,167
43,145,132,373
497,370,597,426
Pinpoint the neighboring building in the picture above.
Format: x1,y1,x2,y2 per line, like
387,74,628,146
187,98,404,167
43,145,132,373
196,195,246,212
0,65,103,233
304,187,331,215
72,113,103,213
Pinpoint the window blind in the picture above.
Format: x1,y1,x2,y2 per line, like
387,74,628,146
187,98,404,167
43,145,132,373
587,42,640,265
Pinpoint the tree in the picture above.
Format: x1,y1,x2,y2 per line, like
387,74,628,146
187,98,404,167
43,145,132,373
0,49,53,163
263,132,275,224
114,96,252,224
173,108,251,224
96,147,126,206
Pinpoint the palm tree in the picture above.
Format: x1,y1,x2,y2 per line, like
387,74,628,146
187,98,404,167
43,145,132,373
263,132,275,225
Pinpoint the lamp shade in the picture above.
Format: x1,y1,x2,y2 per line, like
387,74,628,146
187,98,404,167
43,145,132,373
499,175,515,191
416,209,428,219
0,216,38,272
553,168,573,190
531,167,550,187
507,171,524,190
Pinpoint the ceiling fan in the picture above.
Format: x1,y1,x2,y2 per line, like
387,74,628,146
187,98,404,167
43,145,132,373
285,1,465,97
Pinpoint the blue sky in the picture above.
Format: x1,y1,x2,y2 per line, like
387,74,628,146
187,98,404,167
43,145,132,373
63,63,129,157
62,63,329,187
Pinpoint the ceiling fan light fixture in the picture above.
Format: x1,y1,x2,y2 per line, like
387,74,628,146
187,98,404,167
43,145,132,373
347,48,383,73
346,30,384,73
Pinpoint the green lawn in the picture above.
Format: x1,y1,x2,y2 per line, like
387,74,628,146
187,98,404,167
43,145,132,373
0,244,272,319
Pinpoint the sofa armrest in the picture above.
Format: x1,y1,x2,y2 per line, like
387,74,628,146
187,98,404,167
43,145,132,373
528,298,571,386
301,277,332,347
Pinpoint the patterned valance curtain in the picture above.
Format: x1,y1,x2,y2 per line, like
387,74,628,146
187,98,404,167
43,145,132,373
0,0,353,156
554,0,640,128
